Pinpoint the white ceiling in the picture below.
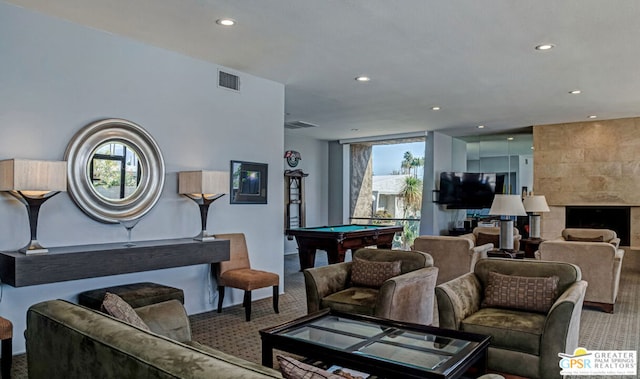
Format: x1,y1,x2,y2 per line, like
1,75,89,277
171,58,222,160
7,0,640,141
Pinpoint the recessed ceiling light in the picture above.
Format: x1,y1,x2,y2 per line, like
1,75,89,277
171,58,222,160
535,44,555,51
216,18,236,26
431,106,441,111
477,125,485,129
355,76,371,82
507,137,514,141
588,115,597,119
569,90,581,94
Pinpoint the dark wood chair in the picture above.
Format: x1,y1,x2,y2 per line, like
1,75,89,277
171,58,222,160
214,233,279,321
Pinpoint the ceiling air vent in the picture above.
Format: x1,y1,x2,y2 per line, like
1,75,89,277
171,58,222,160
218,70,240,91
284,121,318,130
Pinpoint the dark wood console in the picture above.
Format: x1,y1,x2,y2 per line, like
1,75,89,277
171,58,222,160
0,238,230,287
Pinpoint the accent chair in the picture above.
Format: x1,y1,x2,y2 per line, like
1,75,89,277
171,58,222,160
558,228,621,248
460,226,522,251
412,235,493,284
214,233,280,321
436,258,587,379
304,248,438,325
536,229,624,313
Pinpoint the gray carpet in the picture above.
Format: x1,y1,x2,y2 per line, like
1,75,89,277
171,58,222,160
9,254,640,379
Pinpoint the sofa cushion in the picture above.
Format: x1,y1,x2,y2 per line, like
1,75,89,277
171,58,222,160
566,234,604,242
475,232,499,247
102,292,150,331
483,271,559,313
461,307,546,355
277,356,343,379
351,257,401,288
321,287,379,315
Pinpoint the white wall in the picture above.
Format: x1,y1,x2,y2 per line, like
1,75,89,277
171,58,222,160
327,141,347,224
0,2,284,353
419,132,451,235
283,133,329,254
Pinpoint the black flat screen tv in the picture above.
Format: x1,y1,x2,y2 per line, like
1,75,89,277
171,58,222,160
438,172,499,209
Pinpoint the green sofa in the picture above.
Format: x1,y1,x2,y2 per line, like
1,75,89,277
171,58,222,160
26,299,282,378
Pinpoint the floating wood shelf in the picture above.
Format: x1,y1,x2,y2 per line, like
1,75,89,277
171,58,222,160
0,238,230,287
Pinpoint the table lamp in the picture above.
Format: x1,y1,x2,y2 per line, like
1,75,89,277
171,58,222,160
178,170,229,241
523,195,550,239
489,194,527,250
0,159,67,254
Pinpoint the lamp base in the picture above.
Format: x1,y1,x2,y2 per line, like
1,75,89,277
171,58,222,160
184,196,223,243
9,191,60,255
194,230,217,242
498,219,514,251
20,240,49,255
529,214,541,239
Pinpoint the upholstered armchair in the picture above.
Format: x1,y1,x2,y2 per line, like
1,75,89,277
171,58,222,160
304,248,438,325
460,226,522,251
412,235,493,284
536,236,624,313
558,228,621,248
436,258,587,379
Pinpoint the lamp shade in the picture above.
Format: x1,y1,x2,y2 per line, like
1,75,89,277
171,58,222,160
523,195,550,213
0,159,67,194
178,170,229,197
489,194,527,216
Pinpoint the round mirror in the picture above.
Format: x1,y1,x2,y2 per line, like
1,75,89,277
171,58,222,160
65,119,165,223
89,141,142,201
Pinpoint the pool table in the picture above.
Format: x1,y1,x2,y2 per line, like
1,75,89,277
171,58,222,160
286,224,403,270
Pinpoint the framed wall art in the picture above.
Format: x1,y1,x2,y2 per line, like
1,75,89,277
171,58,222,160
230,160,268,204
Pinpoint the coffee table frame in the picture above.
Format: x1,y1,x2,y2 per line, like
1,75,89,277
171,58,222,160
260,309,490,379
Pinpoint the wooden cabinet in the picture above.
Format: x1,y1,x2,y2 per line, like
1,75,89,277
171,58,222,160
285,170,308,231
520,238,545,259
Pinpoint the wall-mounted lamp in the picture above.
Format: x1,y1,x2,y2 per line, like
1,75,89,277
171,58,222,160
489,194,527,250
178,170,229,241
523,195,550,239
0,159,67,254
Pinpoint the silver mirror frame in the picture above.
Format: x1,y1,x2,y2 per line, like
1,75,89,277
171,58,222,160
65,118,165,224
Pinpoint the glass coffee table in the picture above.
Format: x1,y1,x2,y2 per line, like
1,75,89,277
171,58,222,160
260,309,490,379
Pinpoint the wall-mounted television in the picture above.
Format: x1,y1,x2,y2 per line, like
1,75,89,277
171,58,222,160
438,172,500,209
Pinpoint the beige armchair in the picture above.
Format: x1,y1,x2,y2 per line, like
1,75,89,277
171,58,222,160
460,226,521,251
304,248,438,325
436,258,587,379
412,235,493,284
536,233,624,313
559,228,621,248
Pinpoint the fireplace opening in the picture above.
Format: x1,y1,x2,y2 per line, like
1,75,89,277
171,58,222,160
565,206,630,246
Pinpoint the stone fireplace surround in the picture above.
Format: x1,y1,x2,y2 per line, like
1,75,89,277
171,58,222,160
534,117,640,248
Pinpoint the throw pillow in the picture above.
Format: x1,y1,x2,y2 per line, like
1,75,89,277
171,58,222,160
277,355,343,379
102,292,151,331
566,234,604,242
351,257,402,288
482,271,559,313
475,232,499,247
